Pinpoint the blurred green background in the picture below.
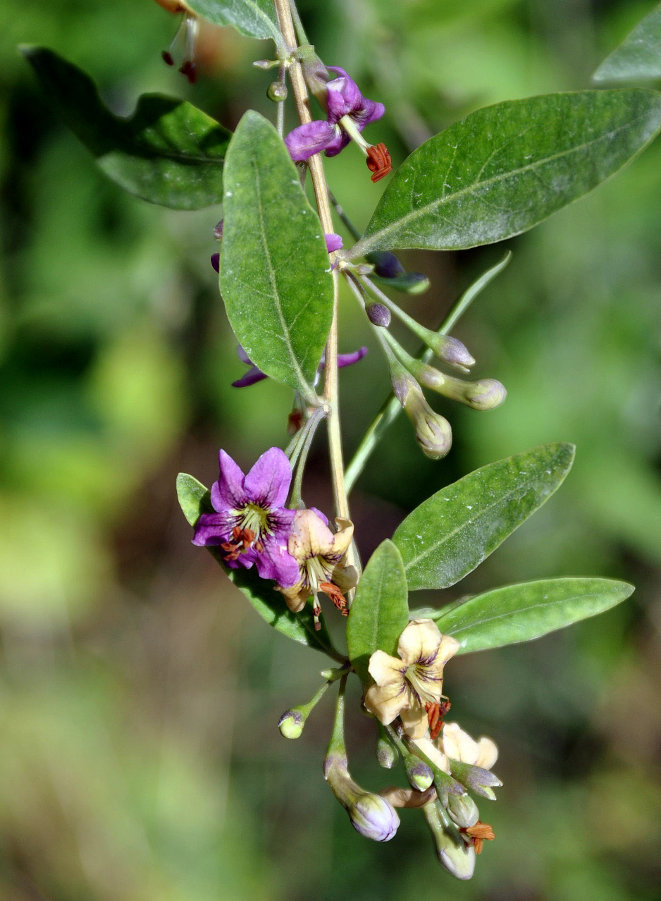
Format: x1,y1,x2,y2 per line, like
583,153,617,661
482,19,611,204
2,0,660,898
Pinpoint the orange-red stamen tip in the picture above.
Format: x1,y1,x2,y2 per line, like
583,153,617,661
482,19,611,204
366,143,392,182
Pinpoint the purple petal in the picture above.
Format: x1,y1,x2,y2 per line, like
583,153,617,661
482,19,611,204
211,449,247,510
285,120,339,161
326,67,364,122
353,98,385,130
210,252,220,273
338,346,368,368
243,447,292,508
232,366,268,388
192,512,231,546
255,539,300,586
325,233,343,253
236,345,252,365
324,130,351,158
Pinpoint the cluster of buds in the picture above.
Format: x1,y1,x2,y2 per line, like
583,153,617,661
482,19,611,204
192,448,357,627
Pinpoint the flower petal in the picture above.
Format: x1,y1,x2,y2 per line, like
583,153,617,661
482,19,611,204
400,705,429,739
364,678,408,726
326,67,363,121
211,450,247,510
367,649,406,686
244,446,292,508
397,619,443,666
285,120,338,161
289,509,335,561
191,511,231,546
255,538,299,586
475,737,499,770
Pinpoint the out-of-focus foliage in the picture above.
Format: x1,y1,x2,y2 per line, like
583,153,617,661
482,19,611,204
1,1,660,899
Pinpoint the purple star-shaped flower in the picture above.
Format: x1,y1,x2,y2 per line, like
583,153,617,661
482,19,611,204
193,447,299,586
285,66,385,162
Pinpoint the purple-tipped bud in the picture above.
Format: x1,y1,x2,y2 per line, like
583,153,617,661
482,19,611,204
464,379,507,411
404,755,434,791
423,802,476,880
367,303,391,327
366,250,405,279
392,371,452,459
267,80,288,102
440,336,476,369
210,252,220,273
376,735,398,769
278,709,305,739
449,760,503,801
349,792,400,842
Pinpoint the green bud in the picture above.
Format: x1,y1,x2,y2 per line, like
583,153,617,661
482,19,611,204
277,709,305,739
422,801,476,880
267,81,288,102
447,792,480,828
404,754,434,791
376,735,399,769
449,759,502,801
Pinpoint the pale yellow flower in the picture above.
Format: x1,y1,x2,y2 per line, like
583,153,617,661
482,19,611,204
440,722,498,770
364,619,459,738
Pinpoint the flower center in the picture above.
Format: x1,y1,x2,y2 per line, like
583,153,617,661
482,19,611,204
405,664,441,707
304,554,333,592
238,502,271,538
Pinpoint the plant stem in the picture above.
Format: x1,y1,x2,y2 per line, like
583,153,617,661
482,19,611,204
274,0,350,524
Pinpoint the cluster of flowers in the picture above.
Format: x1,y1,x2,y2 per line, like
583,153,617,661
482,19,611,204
192,447,357,622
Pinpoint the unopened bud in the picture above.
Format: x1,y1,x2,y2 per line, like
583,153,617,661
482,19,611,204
463,379,507,411
278,709,305,739
367,303,391,327
325,753,400,842
267,80,288,102
404,754,434,791
449,760,502,801
447,792,480,828
377,735,399,769
366,251,405,279
393,372,452,460
418,371,506,411
423,801,476,880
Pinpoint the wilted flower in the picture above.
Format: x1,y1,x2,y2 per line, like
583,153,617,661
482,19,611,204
285,66,391,181
192,448,299,586
278,509,357,617
364,620,460,738
154,0,199,83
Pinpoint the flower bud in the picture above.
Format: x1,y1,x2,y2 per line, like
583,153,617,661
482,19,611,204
349,792,400,842
423,801,476,880
277,709,305,739
376,735,399,769
462,378,507,411
366,250,405,279
391,367,452,459
449,760,502,801
447,792,480,828
267,81,288,102
367,303,391,327
404,754,434,791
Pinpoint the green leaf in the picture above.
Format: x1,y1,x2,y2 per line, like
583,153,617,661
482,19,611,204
346,540,409,684
220,111,334,394
593,3,661,83
22,46,231,210
347,90,661,256
393,443,575,591
428,578,634,654
175,473,340,658
185,0,282,44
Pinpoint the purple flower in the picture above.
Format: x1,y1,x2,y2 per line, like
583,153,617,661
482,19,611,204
285,66,385,162
192,447,299,586
232,344,368,389
325,232,343,253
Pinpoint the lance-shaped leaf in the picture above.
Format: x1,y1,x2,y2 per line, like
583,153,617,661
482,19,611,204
418,578,634,654
393,443,575,591
346,90,661,256
185,0,282,44
347,540,409,685
176,473,341,659
593,3,661,83
22,46,230,210
220,111,334,394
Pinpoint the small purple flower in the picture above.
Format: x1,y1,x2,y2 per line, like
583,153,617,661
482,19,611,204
285,66,385,162
325,232,343,253
232,344,368,389
193,447,299,586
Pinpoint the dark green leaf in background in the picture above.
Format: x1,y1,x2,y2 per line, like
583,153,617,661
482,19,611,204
220,111,334,395
175,473,341,658
185,0,281,44
428,578,634,654
347,90,661,256
393,443,575,591
593,3,661,83
346,540,409,684
22,46,231,210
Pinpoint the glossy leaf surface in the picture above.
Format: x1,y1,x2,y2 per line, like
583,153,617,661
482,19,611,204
393,443,575,591
176,473,340,658
593,3,661,82
426,578,634,654
348,90,661,255
346,540,409,685
22,46,230,210
220,111,333,393
185,0,281,43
